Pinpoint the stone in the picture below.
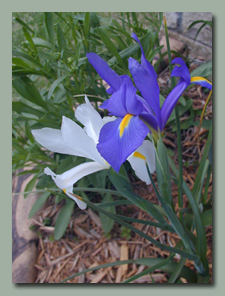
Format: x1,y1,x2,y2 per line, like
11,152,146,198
12,169,41,283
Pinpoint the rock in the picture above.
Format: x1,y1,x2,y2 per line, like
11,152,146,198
12,169,40,283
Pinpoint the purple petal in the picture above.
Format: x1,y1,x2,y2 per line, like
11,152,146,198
132,33,157,80
100,78,144,117
128,57,161,121
87,52,122,92
190,77,212,90
97,116,149,172
161,80,188,128
139,112,160,132
171,58,190,84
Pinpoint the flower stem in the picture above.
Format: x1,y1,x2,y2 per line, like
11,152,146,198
163,14,184,221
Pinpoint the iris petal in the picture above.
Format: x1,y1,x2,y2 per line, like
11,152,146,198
86,52,122,92
44,161,109,189
171,58,190,84
65,186,87,210
75,95,103,144
101,85,127,117
32,116,104,165
161,80,188,128
97,116,149,172
131,33,158,80
138,112,160,132
101,79,144,117
190,77,212,90
128,57,161,121
127,140,155,185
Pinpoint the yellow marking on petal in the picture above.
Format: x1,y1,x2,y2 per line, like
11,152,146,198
70,192,83,201
63,189,66,193
133,151,146,161
119,114,133,137
191,76,212,85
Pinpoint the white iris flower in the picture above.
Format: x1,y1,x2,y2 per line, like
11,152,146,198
32,96,155,210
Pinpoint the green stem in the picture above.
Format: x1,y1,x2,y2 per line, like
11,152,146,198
163,14,184,221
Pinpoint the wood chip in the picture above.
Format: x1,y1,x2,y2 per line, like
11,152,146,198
90,268,111,283
87,209,101,227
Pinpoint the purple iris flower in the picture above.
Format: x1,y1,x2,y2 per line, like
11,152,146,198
86,33,212,172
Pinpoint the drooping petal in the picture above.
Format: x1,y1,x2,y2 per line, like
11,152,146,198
171,58,190,84
32,116,104,165
44,161,109,190
161,80,188,129
64,186,87,210
190,76,212,90
128,57,161,122
75,95,103,144
101,78,144,117
101,85,127,117
131,33,158,80
97,116,149,172
86,52,122,92
127,140,155,185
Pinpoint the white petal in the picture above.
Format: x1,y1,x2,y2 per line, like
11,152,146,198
32,116,104,164
75,95,103,144
32,128,74,155
44,161,109,190
102,116,117,125
65,186,87,210
128,140,155,185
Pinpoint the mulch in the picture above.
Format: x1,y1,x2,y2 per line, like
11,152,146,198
31,59,212,283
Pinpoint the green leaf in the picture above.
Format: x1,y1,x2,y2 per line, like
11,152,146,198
108,43,139,66
88,169,108,189
28,191,51,218
155,136,173,206
146,166,196,254
192,124,212,202
47,74,68,100
208,143,212,165
12,77,48,109
190,60,212,78
22,27,36,53
25,121,34,143
54,199,75,240
99,193,115,234
97,28,126,68
24,175,38,198
122,254,175,283
12,101,45,118
89,12,100,28
84,12,90,39
32,37,55,50
108,168,166,224
13,17,34,34
47,189,200,263
45,12,54,45
12,49,45,71
167,257,186,283
201,209,212,227
168,157,209,276
62,256,197,283
57,24,67,51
